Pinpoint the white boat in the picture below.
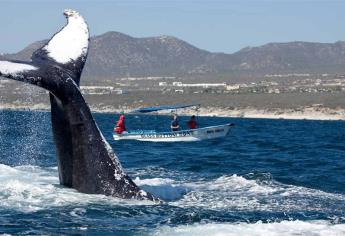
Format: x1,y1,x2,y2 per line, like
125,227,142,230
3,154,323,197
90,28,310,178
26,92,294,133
113,123,233,142
113,104,234,142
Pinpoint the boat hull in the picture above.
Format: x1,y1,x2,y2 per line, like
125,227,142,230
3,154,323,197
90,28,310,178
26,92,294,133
113,124,233,142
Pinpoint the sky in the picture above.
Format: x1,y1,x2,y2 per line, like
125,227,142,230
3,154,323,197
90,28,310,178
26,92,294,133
0,0,345,54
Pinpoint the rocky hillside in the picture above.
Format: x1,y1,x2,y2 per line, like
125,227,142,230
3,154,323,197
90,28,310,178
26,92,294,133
231,41,345,74
3,31,345,82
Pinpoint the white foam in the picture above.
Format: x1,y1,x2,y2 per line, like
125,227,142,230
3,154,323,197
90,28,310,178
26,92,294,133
0,164,344,215
205,175,278,193
154,220,345,236
171,174,345,212
0,61,37,75
0,164,154,213
69,207,86,218
43,9,89,64
134,177,175,186
130,168,345,212
134,177,191,201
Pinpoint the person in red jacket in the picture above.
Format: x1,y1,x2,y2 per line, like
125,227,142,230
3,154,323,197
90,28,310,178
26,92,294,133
187,115,197,129
114,114,126,134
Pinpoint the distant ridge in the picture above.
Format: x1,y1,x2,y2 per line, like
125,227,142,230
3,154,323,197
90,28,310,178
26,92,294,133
3,31,345,82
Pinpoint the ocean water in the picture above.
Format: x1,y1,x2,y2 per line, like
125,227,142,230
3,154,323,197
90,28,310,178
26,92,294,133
0,109,344,235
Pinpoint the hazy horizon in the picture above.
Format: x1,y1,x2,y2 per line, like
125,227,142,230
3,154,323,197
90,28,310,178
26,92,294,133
0,0,344,54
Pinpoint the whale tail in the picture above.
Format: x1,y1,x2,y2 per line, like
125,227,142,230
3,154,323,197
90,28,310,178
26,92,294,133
0,9,90,189
0,9,89,86
32,9,89,84
0,10,158,201
0,60,39,81
0,9,90,188
33,9,90,187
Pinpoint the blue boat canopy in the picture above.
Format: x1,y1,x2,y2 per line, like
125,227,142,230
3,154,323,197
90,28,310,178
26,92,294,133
132,104,200,113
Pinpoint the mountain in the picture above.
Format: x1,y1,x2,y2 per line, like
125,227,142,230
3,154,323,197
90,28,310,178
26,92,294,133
83,32,219,78
231,41,345,74
3,31,345,82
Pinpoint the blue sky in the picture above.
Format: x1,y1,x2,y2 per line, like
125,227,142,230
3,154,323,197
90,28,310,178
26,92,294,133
0,0,344,54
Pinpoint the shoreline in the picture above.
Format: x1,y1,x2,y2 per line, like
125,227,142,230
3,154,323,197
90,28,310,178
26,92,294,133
1,103,345,121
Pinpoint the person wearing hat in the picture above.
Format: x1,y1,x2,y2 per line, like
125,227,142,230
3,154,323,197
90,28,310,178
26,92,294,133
114,114,126,134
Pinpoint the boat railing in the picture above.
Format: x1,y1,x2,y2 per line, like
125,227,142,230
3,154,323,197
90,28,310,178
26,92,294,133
114,123,233,136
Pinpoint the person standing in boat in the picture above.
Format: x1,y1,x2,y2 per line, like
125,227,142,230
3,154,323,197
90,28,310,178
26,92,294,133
187,115,197,129
114,114,126,134
171,114,180,131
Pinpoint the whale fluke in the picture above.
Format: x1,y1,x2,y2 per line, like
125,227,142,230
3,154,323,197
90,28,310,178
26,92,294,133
0,10,158,201
36,9,89,64
0,61,37,75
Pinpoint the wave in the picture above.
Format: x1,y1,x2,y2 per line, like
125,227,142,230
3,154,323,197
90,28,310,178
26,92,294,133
154,220,345,236
0,164,344,216
133,169,345,213
170,174,345,213
0,164,155,213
